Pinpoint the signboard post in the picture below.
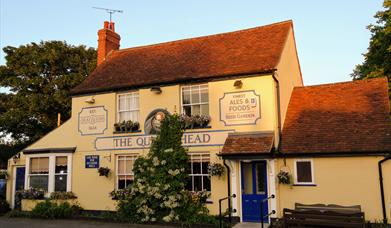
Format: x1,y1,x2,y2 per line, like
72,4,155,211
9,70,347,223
219,90,261,126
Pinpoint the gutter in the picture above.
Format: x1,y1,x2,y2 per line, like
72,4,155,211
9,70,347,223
271,72,282,151
223,160,232,223
378,154,391,224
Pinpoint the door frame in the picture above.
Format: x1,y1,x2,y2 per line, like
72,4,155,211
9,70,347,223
238,159,277,223
11,165,25,209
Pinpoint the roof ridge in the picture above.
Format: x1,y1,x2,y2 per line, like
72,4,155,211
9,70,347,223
295,77,387,90
115,20,293,53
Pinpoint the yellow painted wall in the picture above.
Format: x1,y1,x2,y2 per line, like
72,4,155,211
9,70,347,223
7,74,280,214
276,156,391,222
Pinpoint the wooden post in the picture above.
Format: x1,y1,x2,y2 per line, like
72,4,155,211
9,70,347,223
57,113,61,127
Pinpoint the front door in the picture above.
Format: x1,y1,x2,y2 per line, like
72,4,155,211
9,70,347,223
241,161,268,222
13,167,25,209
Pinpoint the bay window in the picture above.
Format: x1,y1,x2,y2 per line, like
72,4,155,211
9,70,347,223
186,153,211,192
117,92,140,122
181,84,209,116
26,154,72,193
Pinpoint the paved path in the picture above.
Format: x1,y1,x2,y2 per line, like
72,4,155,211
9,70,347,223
0,217,175,228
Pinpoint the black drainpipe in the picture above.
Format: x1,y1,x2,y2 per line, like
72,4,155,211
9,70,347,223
379,154,391,224
271,72,282,151
223,160,232,223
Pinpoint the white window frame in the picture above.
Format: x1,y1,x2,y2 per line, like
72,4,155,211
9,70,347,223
117,92,140,123
116,154,137,190
293,159,315,185
188,152,210,192
181,84,209,116
25,153,73,194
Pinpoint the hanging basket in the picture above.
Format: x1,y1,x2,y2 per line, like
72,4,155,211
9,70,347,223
277,166,292,185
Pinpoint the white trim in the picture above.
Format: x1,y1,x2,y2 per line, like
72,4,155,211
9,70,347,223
116,92,140,123
180,84,209,116
293,158,315,185
268,159,277,219
24,153,73,194
226,160,239,217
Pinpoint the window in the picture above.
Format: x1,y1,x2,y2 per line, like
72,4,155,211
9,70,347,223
116,155,137,189
54,157,68,192
27,154,71,193
118,92,140,123
181,84,209,116
186,153,210,192
29,157,49,191
294,159,314,185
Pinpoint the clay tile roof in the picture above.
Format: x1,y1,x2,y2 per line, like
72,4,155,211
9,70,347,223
280,77,391,154
71,21,293,95
221,132,274,156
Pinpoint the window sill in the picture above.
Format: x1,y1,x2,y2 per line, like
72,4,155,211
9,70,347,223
184,126,212,131
113,130,142,134
292,184,317,187
205,199,213,204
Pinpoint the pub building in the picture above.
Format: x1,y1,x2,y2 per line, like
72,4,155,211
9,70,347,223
6,20,391,224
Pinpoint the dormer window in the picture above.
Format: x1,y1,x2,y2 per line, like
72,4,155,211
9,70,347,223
181,84,209,116
117,92,140,123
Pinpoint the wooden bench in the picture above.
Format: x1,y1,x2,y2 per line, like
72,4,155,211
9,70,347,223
283,203,365,228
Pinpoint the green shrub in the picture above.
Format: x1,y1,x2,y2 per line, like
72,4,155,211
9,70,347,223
6,209,31,218
49,191,77,200
0,198,10,215
30,200,82,219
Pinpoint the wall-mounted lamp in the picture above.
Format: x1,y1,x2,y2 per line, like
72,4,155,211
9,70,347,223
13,153,20,164
85,96,95,104
150,86,162,94
233,80,243,88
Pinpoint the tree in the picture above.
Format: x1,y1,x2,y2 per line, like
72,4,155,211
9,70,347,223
352,0,391,102
115,114,213,225
0,41,96,144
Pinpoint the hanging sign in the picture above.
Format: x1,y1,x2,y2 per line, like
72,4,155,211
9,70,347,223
78,106,108,135
85,155,99,168
219,90,261,126
94,130,234,151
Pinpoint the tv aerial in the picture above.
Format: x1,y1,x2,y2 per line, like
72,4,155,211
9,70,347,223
92,7,123,22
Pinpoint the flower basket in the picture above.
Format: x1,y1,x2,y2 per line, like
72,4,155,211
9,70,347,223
16,188,45,200
98,167,110,177
180,114,211,129
207,163,225,177
114,121,140,133
0,170,8,180
277,170,292,185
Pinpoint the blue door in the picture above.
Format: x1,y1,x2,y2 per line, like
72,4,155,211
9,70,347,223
241,161,268,222
14,167,25,209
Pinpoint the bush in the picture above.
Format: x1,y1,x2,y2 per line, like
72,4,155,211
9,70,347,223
0,198,10,215
30,200,82,219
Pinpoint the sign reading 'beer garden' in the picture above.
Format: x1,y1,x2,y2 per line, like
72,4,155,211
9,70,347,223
219,90,261,126
94,130,234,151
78,106,108,135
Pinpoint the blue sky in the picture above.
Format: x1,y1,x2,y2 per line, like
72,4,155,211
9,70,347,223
0,0,383,91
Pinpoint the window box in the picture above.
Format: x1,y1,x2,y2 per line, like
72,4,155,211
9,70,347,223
113,121,140,133
180,114,211,129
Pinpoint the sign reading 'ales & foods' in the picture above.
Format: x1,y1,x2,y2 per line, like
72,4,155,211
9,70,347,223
219,90,261,126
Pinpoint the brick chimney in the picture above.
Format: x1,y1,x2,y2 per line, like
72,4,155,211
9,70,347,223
97,21,120,65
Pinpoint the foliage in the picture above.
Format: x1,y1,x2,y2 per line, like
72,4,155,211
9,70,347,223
16,188,45,199
116,114,215,225
277,170,292,185
114,120,140,132
0,169,8,179
352,0,391,102
180,114,211,129
207,163,225,177
0,41,96,144
98,167,110,177
30,200,82,219
110,188,131,200
49,191,77,200
0,198,10,215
